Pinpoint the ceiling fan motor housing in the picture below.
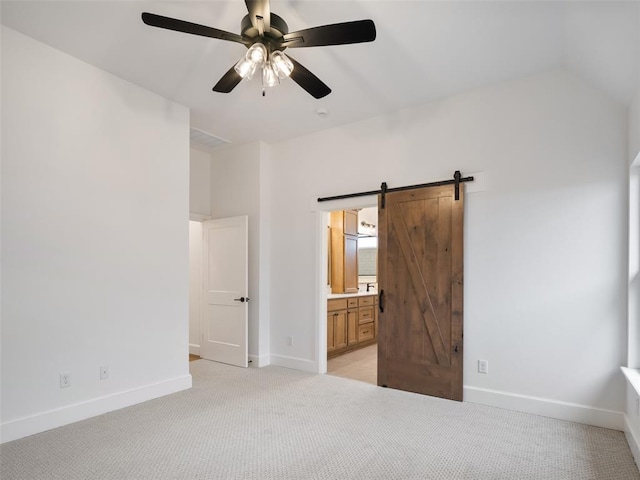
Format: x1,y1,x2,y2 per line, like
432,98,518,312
241,13,289,49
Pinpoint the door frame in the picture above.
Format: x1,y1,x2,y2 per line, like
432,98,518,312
314,189,465,390
313,196,378,374
188,214,212,357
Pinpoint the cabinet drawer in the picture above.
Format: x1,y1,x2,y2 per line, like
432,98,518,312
347,298,358,308
358,323,374,342
328,298,348,311
359,296,374,307
358,306,374,324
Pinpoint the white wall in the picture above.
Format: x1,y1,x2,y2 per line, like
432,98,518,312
266,69,628,427
257,142,272,365
190,147,211,217
1,27,191,442
209,142,271,366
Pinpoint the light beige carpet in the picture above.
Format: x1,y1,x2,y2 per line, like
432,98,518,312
1,359,638,479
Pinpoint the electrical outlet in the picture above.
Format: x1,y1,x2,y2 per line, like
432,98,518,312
60,373,71,388
478,359,488,374
100,366,109,380
287,336,293,346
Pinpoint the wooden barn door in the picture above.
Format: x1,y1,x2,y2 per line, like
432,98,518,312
377,184,464,401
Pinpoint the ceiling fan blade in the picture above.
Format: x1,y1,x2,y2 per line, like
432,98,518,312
245,0,271,33
280,20,376,48
212,66,243,93
142,12,247,45
288,56,331,99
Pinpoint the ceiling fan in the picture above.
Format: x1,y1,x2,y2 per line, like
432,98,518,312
142,0,376,99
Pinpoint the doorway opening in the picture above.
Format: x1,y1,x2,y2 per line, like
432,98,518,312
189,215,249,368
189,219,204,362
316,181,466,401
321,204,379,386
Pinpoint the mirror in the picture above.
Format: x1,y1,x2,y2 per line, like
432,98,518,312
358,236,377,277
357,207,377,286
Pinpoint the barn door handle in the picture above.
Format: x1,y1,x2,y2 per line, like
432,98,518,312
379,289,384,313
234,297,249,303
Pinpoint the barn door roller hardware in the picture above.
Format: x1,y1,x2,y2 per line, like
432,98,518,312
317,171,474,208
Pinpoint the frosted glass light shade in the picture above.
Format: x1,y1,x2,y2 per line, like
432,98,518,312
271,51,294,78
234,56,257,79
262,62,279,87
246,43,267,66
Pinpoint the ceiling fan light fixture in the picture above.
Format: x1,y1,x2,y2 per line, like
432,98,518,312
234,56,258,79
246,42,267,66
271,51,294,78
142,2,377,98
262,62,280,87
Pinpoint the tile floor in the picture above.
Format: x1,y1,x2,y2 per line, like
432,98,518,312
327,343,377,385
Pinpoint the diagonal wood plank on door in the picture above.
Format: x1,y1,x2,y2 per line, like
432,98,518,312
389,203,450,367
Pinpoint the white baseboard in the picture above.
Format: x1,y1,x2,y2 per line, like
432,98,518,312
189,344,200,356
270,354,318,373
248,354,270,367
464,385,624,431
1,374,192,444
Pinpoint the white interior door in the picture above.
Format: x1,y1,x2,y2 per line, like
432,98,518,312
201,216,248,367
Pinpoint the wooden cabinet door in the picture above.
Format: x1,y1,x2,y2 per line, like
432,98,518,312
347,309,358,345
344,235,359,293
330,210,359,294
327,313,335,352
334,310,348,350
344,209,358,236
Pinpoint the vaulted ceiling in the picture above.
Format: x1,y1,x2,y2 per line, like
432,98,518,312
2,1,638,147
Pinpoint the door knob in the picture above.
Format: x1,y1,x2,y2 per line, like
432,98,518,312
233,297,249,303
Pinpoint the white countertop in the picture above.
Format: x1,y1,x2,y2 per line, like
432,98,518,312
327,291,377,299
